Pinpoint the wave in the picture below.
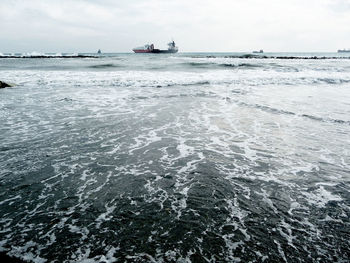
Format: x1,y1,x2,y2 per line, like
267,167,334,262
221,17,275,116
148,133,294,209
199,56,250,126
234,101,350,125
220,63,263,68
300,114,350,125
152,80,211,88
177,80,210,87
130,91,214,101
88,63,120,69
313,78,350,84
189,55,350,60
236,101,296,116
180,61,262,69
0,53,97,58
180,62,216,68
181,60,298,71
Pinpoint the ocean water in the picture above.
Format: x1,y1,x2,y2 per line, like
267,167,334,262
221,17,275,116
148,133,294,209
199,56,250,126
0,52,350,262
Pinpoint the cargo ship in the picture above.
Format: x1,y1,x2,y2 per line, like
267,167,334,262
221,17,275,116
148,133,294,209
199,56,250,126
133,41,178,53
338,49,350,53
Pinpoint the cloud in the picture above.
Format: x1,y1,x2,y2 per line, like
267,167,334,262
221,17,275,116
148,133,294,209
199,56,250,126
327,0,350,11
0,0,350,52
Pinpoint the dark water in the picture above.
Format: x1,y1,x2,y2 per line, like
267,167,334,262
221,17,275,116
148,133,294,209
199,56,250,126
0,53,350,262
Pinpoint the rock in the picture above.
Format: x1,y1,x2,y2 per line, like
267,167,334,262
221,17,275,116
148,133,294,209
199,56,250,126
0,81,14,89
241,54,258,58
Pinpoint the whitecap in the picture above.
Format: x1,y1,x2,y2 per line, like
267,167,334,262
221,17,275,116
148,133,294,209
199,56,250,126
303,186,342,208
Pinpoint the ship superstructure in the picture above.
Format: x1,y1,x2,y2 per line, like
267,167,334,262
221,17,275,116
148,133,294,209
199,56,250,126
133,41,178,53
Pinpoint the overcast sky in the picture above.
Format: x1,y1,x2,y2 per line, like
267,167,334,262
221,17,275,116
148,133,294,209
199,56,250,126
1,0,350,53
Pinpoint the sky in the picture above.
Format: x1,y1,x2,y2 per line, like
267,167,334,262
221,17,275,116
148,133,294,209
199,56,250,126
0,0,350,53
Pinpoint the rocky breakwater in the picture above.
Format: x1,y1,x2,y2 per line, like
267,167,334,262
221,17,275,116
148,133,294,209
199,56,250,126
0,81,15,89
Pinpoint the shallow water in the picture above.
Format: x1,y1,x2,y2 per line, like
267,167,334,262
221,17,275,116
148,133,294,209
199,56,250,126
0,53,350,262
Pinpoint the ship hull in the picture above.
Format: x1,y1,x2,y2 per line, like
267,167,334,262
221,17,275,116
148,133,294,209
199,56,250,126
133,49,178,54
151,49,178,54
133,49,153,53
133,41,178,54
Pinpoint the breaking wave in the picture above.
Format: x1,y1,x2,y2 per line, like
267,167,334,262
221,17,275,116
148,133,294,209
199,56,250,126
87,63,120,69
180,61,263,69
234,101,350,125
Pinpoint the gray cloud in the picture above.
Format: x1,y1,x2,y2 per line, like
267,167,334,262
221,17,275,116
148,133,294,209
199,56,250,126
0,0,350,52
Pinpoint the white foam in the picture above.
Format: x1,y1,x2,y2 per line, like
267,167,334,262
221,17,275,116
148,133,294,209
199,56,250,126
71,247,91,263
177,142,194,159
0,195,21,205
129,130,162,154
256,189,278,214
96,202,117,228
288,201,300,215
303,186,342,208
320,215,343,223
0,240,8,252
255,251,269,262
68,224,89,240
8,241,46,263
24,51,45,56
274,240,287,263
278,219,297,249
144,179,169,210
125,253,157,262
80,169,91,181
73,247,118,263
301,218,320,238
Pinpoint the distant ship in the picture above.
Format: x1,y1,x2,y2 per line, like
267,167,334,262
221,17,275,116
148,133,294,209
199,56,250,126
253,49,264,53
133,41,178,53
97,49,101,54
338,49,350,53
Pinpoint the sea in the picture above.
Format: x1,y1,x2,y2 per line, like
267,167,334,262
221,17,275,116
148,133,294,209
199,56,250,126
0,52,349,262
